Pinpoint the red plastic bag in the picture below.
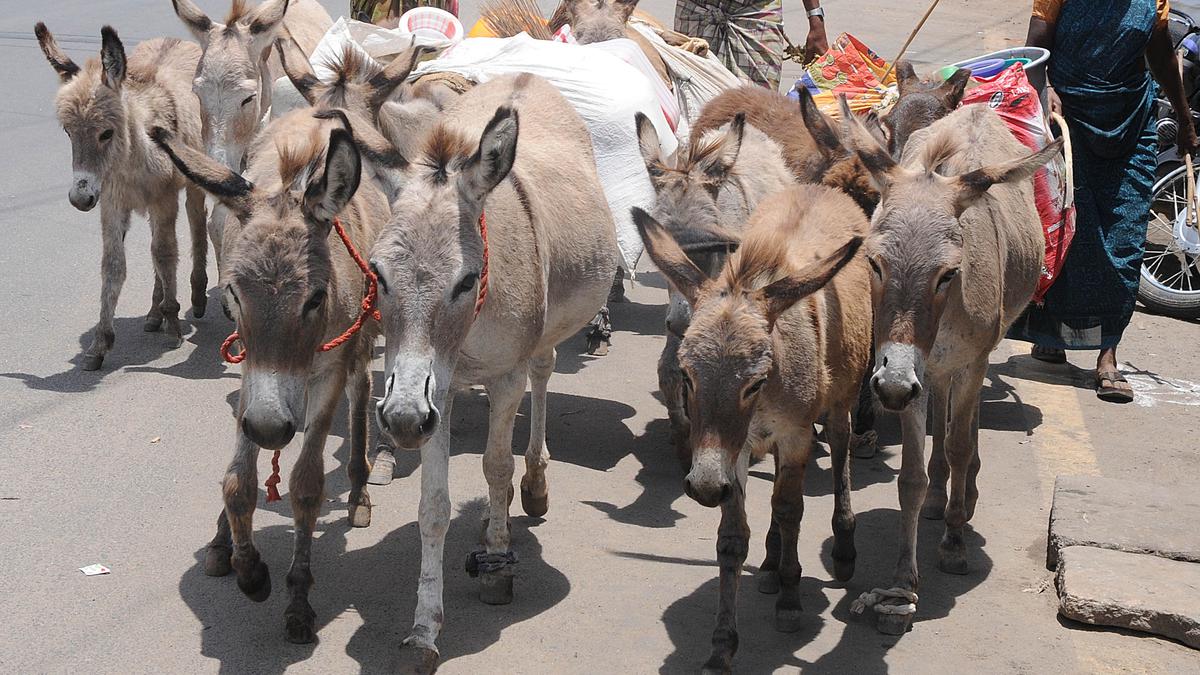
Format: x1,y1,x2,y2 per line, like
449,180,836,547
960,65,1075,304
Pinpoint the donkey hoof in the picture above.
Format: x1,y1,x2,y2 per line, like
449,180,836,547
832,556,856,583
367,448,396,485
348,503,372,528
774,605,805,633
852,430,878,459
191,290,208,319
204,545,232,577
397,642,440,675
756,569,780,594
144,316,163,332
586,337,610,356
478,571,514,605
80,353,105,371
284,602,318,644
237,560,272,602
921,492,947,520
700,655,732,675
938,552,970,576
520,485,549,518
876,611,914,636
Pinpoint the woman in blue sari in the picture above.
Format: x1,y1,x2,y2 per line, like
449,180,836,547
1014,0,1199,401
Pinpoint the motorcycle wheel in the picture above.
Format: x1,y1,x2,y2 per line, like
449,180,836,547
1139,165,1200,318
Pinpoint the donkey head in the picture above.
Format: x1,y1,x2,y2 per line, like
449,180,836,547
153,119,362,449
370,108,518,449
558,0,639,43
636,111,744,337
36,24,130,212
276,38,432,122
173,0,292,173
882,61,970,157
635,207,861,507
839,97,1060,412
796,88,881,214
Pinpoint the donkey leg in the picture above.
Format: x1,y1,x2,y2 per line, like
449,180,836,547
204,509,233,577
703,488,749,675
756,451,782,594
826,408,857,582
922,381,950,519
145,275,164,332
82,205,130,371
284,372,342,644
401,397,455,673
658,334,692,471
148,197,183,346
938,364,986,576
478,368,525,605
346,368,372,527
223,433,270,602
877,392,928,636
184,185,209,318
771,430,812,633
520,348,554,518
585,306,611,356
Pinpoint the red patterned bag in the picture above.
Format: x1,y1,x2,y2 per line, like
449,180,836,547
961,64,1075,304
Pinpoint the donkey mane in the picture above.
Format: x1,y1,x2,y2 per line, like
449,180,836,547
225,0,251,26
724,226,796,292
419,124,473,185
274,126,327,193
319,45,384,93
914,126,965,177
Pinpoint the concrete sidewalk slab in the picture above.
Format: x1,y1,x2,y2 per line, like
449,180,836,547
1047,475,1200,570
1057,546,1200,650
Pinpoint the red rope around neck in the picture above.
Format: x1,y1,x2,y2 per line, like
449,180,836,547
475,210,489,318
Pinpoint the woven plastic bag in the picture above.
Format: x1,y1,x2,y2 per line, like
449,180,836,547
961,64,1075,304
786,33,898,117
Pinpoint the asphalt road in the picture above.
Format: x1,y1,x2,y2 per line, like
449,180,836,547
2,1,1200,673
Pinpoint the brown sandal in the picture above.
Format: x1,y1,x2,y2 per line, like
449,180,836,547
1096,370,1134,404
1031,345,1067,364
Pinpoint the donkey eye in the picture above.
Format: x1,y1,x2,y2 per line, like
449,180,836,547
452,273,479,300
867,256,883,279
370,262,389,294
744,377,768,399
241,94,256,107
937,268,960,289
99,129,114,142
303,289,327,316
679,369,693,394
225,284,241,307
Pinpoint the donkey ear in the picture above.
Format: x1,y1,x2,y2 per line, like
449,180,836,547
151,127,255,219
936,68,971,109
99,26,126,90
34,23,80,82
758,237,862,328
798,87,844,160
247,0,291,47
304,127,362,230
952,138,1061,215
368,43,436,111
697,113,746,185
276,36,319,105
635,112,666,178
895,60,920,97
613,0,640,23
171,0,213,41
632,207,709,306
839,95,898,191
462,106,519,205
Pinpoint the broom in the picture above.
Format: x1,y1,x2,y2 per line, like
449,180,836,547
481,0,554,40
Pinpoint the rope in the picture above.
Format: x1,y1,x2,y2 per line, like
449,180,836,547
880,0,944,82
475,211,489,318
265,450,282,502
850,587,918,616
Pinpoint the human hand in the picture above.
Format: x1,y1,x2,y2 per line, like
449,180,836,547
1177,115,1199,157
1046,86,1063,116
805,24,829,61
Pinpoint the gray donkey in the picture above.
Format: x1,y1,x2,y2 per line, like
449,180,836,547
354,73,618,672
840,99,1059,634
36,23,209,370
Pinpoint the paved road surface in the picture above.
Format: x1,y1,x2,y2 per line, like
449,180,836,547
2,1,1199,672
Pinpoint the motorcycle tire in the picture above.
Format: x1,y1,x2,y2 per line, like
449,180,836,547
1138,165,1200,318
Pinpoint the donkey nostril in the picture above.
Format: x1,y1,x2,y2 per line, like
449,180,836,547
719,483,732,503
910,382,922,399
881,355,889,367
420,410,437,435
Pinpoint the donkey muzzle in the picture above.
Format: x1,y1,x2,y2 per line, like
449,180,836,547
377,364,439,449
872,341,925,411
69,172,99,212
684,449,733,508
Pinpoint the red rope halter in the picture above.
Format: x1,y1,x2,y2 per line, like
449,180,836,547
219,214,488,503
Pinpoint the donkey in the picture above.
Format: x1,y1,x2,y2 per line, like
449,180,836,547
633,182,870,674
36,24,209,371
634,111,793,467
839,99,1059,634
882,61,971,157
153,109,390,644
359,73,617,670
552,0,673,91
171,0,332,260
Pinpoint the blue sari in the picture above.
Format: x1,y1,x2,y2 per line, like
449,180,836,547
1010,0,1159,349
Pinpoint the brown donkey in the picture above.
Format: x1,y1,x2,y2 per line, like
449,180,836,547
634,111,793,466
882,61,971,157
839,100,1059,634
153,110,389,644
36,24,209,370
634,183,871,674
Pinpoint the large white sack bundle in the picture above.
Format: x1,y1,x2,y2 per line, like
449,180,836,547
412,34,677,270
